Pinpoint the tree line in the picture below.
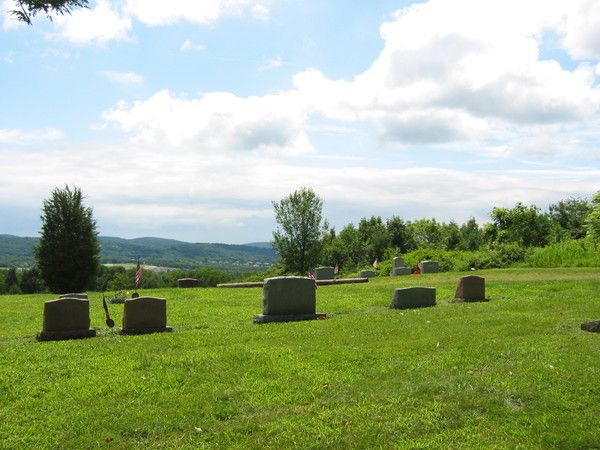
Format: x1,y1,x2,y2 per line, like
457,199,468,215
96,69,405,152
271,188,600,275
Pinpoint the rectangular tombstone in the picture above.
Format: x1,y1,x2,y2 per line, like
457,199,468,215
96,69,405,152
37,297,96,341
391,267,412,276
178,278,200,288
59,293,88,300
390,287,436,309
454,276,486,302
419,260,439,273
359,270,377,278
254,276,325,323
314,266,335,280
392,257,405,268
121,297,172,335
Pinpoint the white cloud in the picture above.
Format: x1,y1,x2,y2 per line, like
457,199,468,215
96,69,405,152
124,0,270,27
102,70,144,85
3,51,14,64
0,128,63,145
53,0,131,45
102,89,313,155
180,39,205,52
1,141,599,231
561,0,600,60
1,0,22,30
258,55,282,71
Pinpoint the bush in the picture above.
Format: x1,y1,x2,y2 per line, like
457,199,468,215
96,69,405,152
525,239,600,267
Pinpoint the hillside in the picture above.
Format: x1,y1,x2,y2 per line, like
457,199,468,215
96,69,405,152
0,234,277,271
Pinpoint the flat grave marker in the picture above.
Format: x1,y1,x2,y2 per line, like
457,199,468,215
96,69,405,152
390,286,436,309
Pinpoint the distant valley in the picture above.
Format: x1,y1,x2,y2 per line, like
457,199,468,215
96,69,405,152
0,234,277,272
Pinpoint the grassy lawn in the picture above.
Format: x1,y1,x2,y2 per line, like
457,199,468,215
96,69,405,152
1,268,599,449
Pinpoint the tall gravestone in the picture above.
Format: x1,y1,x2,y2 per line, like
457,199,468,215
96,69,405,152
359,270,377,278
453,276,487,302
254,276,325,323
178,278,200,288
314,266,335,280
120,297,172,335
390,287,436,309
391,257,412,276
419,260,439,274
37,297,96,341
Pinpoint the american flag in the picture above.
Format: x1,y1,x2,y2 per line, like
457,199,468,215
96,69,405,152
307,272,317,289
372,258,379,269
135,259,142,286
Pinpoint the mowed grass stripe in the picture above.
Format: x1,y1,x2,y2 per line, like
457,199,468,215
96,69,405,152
0,268,599,448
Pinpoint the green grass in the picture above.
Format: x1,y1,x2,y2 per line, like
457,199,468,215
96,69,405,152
1,268,600,448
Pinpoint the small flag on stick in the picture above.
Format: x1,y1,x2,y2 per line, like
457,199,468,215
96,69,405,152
308,272,317,289
135,258,142,287
372,258,379,269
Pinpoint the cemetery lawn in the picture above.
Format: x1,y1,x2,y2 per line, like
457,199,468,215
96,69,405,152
1,268,599,449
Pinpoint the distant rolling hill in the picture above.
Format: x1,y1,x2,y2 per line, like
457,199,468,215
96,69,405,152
0,234,278,272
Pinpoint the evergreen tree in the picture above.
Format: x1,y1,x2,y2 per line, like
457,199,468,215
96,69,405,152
35,186,100,293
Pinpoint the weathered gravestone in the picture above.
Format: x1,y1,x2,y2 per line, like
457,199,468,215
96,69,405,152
178,278,200,288
392,257,405,268
419,260,439,274
391,257,412,276
37,297,96,341
253,276,326,323
390,287,436,309
391,267,412,276
453,275,487,302
59,293,88,300
314,266,335,280
581,320,600,333
120,297,172,335
359,270,377,278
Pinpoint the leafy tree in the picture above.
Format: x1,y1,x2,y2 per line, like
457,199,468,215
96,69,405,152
410,218,445,249
386,216,416,253
19,266,45,293
337,224,364,268
35,185,100,293
548,197,592,240
488,203,550,247
357,216,391,262
11,0,88,25
272,187,328,274
5,268,21,294
459,217,484,251
585,191,600,244
444,221,461,250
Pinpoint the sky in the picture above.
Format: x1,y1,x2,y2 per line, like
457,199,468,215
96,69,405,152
1,0,600,244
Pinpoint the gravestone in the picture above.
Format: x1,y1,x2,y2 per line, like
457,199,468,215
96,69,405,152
37,297,96,341
391,267,412,276
121,297,172,335
392,257,405,268
314,266,335,280
419,260,439,273
454,275,487,302
253,276,325,323
178,278,200,288
359,270,377,278
391,256,411,276
59,293,88,300
390,287,436,309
